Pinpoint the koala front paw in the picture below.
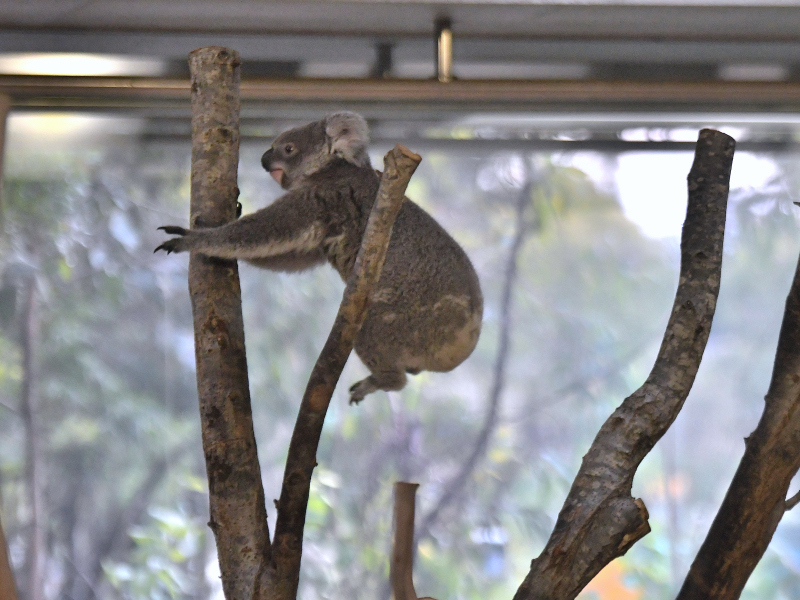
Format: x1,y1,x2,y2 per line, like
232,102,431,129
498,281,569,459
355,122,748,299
348,371,407,405
154,226,191,254
348,379,372,405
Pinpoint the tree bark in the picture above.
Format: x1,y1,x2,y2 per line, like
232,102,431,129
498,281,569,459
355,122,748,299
187,46,271,600
392,482,420,600
513,129,735,600
677,245,800,599
0,511,19,600
267,145,421,600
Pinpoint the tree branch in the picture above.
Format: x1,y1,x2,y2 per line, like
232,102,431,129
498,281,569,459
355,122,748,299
677,237,800,599
786,489,800,512
513,129,735,600
186,46,271,600
267,145,421,600
392,482,421,600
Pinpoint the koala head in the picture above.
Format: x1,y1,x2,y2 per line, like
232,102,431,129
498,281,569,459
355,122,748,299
261,112,371,190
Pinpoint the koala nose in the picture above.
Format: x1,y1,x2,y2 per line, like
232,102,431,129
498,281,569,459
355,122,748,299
261,148,274,171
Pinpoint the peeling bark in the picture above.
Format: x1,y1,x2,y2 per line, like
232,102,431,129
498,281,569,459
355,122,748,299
513,129,735,600
187,46,271,600
677,244,800,599
266,145,421,600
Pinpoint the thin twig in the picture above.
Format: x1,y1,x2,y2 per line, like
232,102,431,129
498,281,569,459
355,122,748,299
419,177,532,538
19,272,44,600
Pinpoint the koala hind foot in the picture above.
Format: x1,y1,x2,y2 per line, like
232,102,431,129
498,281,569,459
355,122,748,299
349,370,407,405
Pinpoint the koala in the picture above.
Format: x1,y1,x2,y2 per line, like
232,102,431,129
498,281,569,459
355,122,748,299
156,112,483,404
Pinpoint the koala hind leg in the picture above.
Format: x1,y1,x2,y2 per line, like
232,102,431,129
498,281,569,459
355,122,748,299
349,370,407,405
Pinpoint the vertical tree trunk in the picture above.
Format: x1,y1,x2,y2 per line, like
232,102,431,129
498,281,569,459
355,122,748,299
19,274,44,600
420,176,532,537
187,46,271,599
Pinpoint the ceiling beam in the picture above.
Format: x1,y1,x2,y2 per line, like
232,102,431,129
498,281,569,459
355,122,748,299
4,75,800,114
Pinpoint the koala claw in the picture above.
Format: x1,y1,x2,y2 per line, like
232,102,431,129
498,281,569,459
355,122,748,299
157,225,189,236
348,371,406,405
154,239,181,254
155,226,190,254
348,382,367,405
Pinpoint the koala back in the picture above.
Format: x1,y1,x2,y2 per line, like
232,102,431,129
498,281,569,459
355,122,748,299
288,158,483,347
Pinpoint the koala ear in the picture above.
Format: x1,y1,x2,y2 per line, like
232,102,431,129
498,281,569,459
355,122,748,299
325,112,369,166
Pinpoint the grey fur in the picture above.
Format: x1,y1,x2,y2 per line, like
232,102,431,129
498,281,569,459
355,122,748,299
156,112,483,403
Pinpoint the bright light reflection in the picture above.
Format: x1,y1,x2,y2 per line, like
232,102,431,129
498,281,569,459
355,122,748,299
729,152,780,191
615,152,693,239
0,53,165,76
6,113,143,177
612,151,781,239
8,113,142,140
620,126,747,143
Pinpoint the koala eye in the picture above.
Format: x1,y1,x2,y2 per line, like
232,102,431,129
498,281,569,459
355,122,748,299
284,143,295,155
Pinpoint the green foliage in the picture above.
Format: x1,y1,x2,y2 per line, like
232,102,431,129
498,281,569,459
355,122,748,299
2,125,800,600
1,135,207,599
104,507,207,600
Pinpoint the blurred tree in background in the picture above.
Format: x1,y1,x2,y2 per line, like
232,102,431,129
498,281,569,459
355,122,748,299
0,117,798,600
